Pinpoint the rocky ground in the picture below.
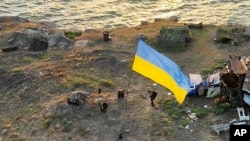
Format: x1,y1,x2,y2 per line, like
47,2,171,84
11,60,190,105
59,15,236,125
0,17,250,141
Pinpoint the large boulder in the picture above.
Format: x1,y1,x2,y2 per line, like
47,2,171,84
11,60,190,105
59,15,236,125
67,91,90,105
6,28,73,50
6,28,48,49
48,31,73,49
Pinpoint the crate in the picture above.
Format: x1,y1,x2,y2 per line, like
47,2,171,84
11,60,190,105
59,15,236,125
237,107,250,121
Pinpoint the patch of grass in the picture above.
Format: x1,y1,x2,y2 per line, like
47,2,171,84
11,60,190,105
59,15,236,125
62,72,96,90
62,72,115,90
42,117,53,129
200,67,213,76
9,67,22,73
99,79,115,88
65,31,82,39
158,99,186,120
200,62,224,76
163,128,176,136
193,107,209,118
26,104,41,114
153,112,172,127
22,56,35,63
61,118,72,132
212,102,230,115
181,117,191,126
190,28,210,41
212,61,225,70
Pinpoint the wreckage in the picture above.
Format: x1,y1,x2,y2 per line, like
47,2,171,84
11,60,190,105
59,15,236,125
189,55,250,107
188,55,250,134
211,55,250,134
220,55,250,106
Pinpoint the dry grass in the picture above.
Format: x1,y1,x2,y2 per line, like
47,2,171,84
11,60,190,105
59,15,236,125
0,18,249,141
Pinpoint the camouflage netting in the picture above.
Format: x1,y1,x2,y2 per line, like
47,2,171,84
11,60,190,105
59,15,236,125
157,25,190,52
215,25,245,45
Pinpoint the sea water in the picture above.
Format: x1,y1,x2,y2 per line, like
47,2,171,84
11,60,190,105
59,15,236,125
0,0,249,30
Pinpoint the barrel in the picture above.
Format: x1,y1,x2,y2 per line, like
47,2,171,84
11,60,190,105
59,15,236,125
103,31,109,42
2,45,18,52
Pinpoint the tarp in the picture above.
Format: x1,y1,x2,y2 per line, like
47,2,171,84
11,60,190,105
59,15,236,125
189,74,202,85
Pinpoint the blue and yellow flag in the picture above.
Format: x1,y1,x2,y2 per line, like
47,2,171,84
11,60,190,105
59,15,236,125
132,40,191,104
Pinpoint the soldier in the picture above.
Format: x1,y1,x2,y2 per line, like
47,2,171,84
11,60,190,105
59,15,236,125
117,89,125,106
99,102,108,113
147,90,157,107
117,89,125,99
98,88,102,94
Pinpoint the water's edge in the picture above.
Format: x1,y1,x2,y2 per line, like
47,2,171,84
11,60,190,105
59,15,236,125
1,0,249,30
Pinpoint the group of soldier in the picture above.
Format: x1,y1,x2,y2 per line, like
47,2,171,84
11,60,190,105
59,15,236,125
99,88,158,113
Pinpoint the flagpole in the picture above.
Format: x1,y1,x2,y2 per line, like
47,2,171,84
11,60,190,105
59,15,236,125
125,39,141,109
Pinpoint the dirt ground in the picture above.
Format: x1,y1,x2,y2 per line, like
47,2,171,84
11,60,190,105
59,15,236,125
0,18,250,141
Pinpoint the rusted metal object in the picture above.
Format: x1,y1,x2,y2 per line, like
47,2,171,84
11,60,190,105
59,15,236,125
185,22,203,28
211,123,230,134
2,45,18,52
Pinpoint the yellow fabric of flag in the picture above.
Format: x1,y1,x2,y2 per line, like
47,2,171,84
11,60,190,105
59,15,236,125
132,40,191,104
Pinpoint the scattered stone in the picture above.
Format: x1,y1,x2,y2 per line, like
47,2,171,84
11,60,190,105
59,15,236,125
2,129,7,135
166,16,179,22
55,123,61,129
84,128,91,133
154,18,164,22
74,40,89,47
41,21,57,27
140,21,149,26
84,29,95,33
125,129,130,133
44,112,52,119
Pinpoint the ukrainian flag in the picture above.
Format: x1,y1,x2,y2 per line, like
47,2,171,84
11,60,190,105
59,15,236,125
132,40,191,104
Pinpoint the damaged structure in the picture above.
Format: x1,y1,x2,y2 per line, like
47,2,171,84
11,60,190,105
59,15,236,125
209,55,250,134
220,55,250,107
157,24,191,51
214,25,245,45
